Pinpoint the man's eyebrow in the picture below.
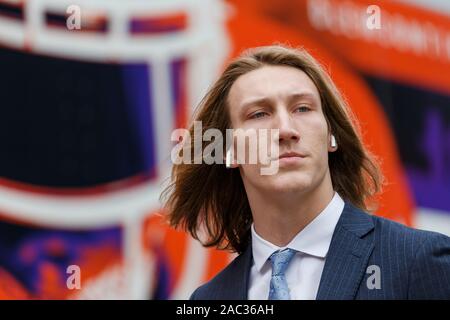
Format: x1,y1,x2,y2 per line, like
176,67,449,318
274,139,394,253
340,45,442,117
240,97,272,110
287,92,318,103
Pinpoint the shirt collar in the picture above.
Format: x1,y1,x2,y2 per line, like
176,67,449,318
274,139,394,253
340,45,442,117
251,191,345,272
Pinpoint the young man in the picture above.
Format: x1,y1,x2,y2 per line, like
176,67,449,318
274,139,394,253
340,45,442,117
162,45,450,299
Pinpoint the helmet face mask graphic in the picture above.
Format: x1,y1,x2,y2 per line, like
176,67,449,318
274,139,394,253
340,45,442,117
0,0,229,299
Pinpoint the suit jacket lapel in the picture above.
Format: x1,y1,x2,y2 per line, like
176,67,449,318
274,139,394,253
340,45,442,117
316,202,375,300
237,244,253,299
221,243,253,299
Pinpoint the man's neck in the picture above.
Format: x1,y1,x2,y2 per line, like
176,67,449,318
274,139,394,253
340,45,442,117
248,176,335,247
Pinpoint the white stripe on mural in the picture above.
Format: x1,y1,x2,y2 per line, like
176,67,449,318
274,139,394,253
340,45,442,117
416,207,450,236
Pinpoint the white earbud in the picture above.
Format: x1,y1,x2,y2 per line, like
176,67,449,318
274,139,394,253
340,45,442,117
331,135,337,148
225,148,232,168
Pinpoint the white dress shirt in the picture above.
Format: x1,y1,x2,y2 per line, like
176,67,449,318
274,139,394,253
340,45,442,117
248,191,345,300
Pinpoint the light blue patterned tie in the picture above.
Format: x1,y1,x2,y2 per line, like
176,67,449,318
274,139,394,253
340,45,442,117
268,248,297,300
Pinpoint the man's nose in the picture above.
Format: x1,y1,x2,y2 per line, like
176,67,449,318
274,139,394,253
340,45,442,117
274,111,300,143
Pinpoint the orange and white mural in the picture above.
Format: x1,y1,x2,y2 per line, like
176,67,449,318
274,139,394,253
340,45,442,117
0,0,449,299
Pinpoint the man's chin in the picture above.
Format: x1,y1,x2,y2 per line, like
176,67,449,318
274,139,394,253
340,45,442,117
263,177,311,194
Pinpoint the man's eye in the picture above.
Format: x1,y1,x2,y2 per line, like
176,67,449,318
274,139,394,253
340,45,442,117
249,112,268,119
295,106,311,112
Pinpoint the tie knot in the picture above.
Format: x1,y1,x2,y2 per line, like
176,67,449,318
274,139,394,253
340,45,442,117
269,248,297,276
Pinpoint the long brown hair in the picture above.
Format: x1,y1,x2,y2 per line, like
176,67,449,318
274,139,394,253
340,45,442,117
161,45,383,254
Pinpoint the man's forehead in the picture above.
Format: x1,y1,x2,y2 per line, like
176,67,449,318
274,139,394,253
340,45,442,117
229,65,319,106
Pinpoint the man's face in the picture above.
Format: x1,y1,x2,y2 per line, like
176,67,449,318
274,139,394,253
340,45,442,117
227,65,335,194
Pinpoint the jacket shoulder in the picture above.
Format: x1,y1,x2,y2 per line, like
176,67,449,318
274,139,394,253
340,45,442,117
370,213,450,299
370,213,447,244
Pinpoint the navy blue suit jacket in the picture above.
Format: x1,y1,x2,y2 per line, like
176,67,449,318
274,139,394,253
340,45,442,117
190,202,450,299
